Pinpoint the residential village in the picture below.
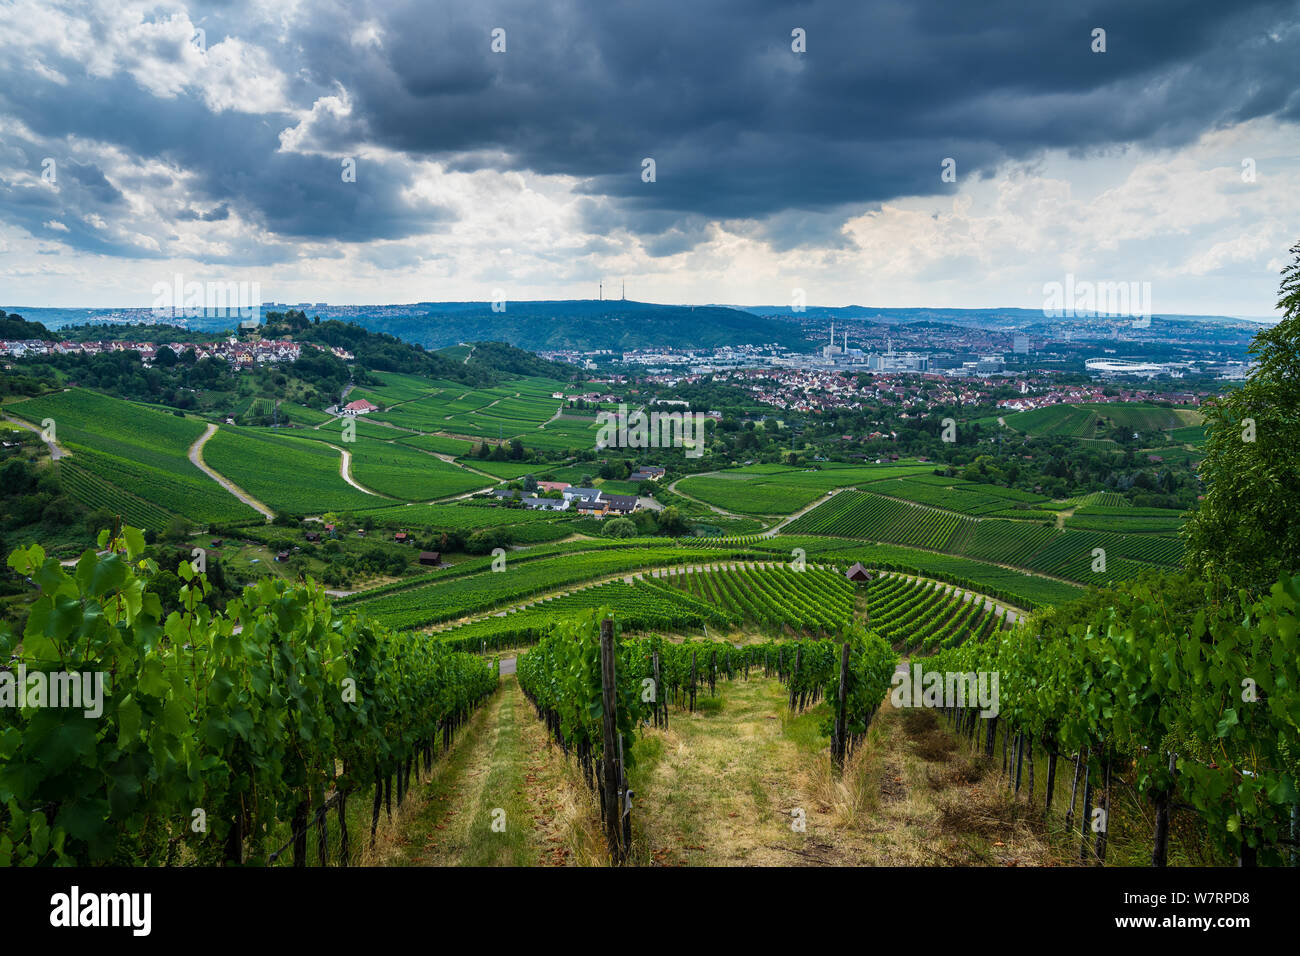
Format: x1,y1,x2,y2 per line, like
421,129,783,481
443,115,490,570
0,337,354,367
643,366,1205,418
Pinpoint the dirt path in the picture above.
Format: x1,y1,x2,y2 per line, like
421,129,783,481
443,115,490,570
3,413,68,460
761,488,848,537
188,423,275,520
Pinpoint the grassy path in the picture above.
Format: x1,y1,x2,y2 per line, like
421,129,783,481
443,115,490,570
628,675,1051,866
377,668,1053,868
389,678,600,866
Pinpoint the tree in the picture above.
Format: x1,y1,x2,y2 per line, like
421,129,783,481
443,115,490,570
657,506,687,536
1184,240,1300,589
523,474,538,494
603,517,637,538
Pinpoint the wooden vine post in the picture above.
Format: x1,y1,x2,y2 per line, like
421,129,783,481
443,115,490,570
599,616,624,863
832,641,850,769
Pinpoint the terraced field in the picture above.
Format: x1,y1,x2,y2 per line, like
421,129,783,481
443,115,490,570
7,389,256,526
863,574,1005,651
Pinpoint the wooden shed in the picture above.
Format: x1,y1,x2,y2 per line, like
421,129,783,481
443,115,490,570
419,551,441,567
845,562,873,583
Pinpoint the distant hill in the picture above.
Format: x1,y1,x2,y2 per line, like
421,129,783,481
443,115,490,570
354,300,809,352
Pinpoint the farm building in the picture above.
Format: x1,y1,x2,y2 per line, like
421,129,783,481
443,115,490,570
419,551,441,566
341,398,378,416
845,562,873,583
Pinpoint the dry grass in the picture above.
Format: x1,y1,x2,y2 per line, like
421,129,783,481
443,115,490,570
624,678,1057,866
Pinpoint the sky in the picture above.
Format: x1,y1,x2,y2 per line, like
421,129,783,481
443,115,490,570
0,0,1298,316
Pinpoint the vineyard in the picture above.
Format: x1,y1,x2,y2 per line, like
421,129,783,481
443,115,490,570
665,563,855,633
784,491,1184,586
7,389,258,527
681,534,1085,608
517,611,898,858
201,427,380,513
424,559,1012,659
1001,402,1202,439
675,462,934,515
785,490,972,548
0,529,496,866
347,545,773,630
862,574,1006,651
927,570,1300,866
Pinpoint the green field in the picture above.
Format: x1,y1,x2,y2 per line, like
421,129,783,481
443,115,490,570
1002,402,1202,439
676,462,935,515
347,439,490,500
7,389,256,527
201,427,379,513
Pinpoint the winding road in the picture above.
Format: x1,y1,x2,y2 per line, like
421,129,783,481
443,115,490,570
3,413,68,460
187,423,276,520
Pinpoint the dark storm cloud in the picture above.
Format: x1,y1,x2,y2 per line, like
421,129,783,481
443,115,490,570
1,0,1298,260
318,0,1300,218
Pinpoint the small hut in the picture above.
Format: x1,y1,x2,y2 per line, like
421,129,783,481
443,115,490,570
419,551,441,567
845,562,873,584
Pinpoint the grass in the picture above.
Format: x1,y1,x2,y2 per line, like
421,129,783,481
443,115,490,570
625,673,1049,866
383,678,602,866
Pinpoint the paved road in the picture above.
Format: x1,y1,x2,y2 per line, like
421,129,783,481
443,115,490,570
188,423,276,520
3,413,67,460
